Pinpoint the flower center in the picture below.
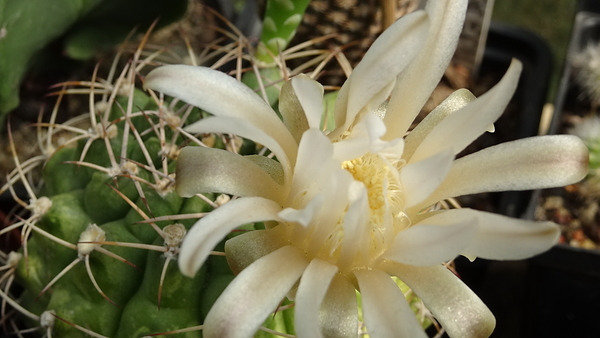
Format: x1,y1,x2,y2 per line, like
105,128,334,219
284,152,410,272
342,154,389,224
342,153,410,255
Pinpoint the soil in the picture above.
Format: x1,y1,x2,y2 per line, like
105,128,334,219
536,186,600,250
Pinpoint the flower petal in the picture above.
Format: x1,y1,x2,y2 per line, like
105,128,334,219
415,135,589,210
145,65,297,163
225,227,288,275
330,10,429,138
355,269,428,338
409,60,522,163
295,259,338,338
245,155,285,185
145,65,273,122
289,128,337,202
337,181,370,269
279,194,325,227
203,245,308,338
400,147,455,207
178,197,283,277
145,65,276,125
381,261,495,338
176,146,285,201
319,273,358,338
332,113,401,162
454,209,560,260
279,76,312,143
183,116,295,186
384,0,469,140
402,88,476,162
301,173,357,259
280,74,325,135
287,129,359,256
383,211,478,266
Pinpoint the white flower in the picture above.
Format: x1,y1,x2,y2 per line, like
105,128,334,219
145,0,589,337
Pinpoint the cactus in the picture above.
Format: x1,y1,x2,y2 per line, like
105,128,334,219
572,42,600,105
0,23,300,336
0,38,215,338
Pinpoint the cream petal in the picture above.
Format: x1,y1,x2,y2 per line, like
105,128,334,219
319,273,359,338
176,146,285,201
279,194,325,227
145,65,278,127
403,88,476,162
145,65,297,161
337,182,370,269
291,131,357,254
381,261,495,338
406,207,559,261
330,10,429,138
295,259,338,338
453,209,560,260
378,136,405,160
290,128,337,201
332,113,397,162
178,197,283,277
225,227,288,275
145,65,273,121
184,116,294,186
291,74,325,129
203,245,308,338
415,135,589,210
332,118,378,162
245,155,285,185
400,147,455,207
383,212,478,266
287,131,353,244
355,269,428,338
279,76,312,143
303,171,356,258
384,0,469,140
409,60,522,163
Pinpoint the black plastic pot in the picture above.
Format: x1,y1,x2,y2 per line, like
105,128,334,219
579,0,600,14
525,245,600,338
523,8,600,338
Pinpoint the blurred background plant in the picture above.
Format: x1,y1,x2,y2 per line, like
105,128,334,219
0,0,189,124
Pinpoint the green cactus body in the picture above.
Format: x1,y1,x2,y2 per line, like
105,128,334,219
115,234,206,338
10,88,216,336
2,54,297,338
0,44,242,333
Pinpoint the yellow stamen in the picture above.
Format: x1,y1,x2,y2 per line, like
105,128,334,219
342,153,409,257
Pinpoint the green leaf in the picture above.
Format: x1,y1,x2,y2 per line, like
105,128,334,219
256,0,311,63
0,0,187,123
0,0,101,116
